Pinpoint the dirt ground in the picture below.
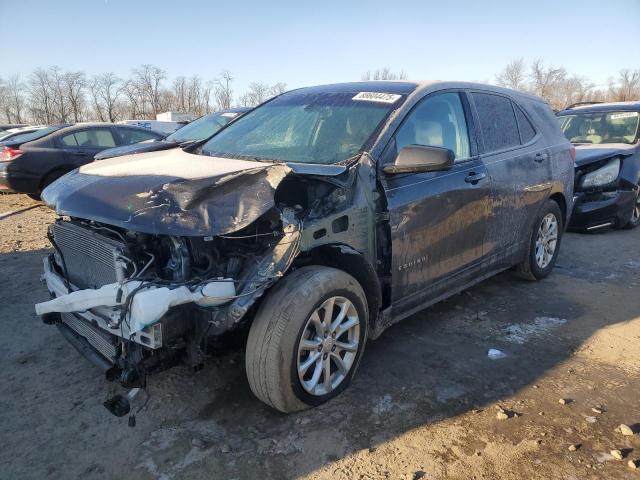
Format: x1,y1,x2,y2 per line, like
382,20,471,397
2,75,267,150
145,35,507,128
1,193,639,480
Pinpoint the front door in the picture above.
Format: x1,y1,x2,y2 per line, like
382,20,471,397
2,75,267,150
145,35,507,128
381,91,491,315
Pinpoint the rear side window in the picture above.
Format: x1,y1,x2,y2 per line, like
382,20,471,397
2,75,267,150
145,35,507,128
514,104,536,143
61,129,116,148
118,128,162,145
472,93,520,153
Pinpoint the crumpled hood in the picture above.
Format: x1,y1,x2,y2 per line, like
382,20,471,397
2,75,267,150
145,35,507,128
574,143,635,167
42,149,291,236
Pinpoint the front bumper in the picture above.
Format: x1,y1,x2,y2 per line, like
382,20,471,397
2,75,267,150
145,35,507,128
569,189,637,230
40,255,163,354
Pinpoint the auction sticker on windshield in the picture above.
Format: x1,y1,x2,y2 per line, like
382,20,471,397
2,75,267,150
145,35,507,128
610,112,639,120
352,92,402,103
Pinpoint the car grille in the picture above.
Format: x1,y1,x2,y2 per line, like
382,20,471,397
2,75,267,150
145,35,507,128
50,222,124,289
61,312,119,361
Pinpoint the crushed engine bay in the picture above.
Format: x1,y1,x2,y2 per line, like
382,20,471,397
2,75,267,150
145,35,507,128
35,149,380,400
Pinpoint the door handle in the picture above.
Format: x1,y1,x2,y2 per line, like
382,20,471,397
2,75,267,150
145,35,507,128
534,152,548,163
70,151,87,156
464,172,487,185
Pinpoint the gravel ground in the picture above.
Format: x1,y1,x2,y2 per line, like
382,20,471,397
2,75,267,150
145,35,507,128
1,193,639,480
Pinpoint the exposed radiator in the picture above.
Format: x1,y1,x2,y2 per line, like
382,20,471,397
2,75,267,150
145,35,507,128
61,312,119,361
50,221,125,289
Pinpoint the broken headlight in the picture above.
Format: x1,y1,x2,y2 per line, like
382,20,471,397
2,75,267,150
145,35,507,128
580,157,620,189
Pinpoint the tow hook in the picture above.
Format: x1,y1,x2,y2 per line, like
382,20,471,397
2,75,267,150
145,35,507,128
104,388,140,417
103,388,145,427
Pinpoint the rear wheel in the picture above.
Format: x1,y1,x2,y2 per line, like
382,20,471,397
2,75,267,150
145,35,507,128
30,170,68,201
515,199,563,281
245,266,368,413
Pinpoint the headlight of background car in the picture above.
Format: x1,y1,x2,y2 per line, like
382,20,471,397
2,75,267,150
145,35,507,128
580,157,620,189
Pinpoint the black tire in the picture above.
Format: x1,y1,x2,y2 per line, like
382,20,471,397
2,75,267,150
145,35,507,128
245,266,368,413
36,170,68,200
26,193,42,201
620,188,640,230
515,199,564,281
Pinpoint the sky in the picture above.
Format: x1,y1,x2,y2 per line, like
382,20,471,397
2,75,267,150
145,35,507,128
1,0,639,95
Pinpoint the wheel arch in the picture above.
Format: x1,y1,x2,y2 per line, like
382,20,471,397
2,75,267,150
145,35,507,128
549,191,568,228
294,243,382,335
40,166,75,191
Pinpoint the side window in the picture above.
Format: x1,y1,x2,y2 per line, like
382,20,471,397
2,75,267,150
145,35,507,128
472,93,520,152
61,129,116,148
119,128,161,145
395,92,470,160
514,104,536,144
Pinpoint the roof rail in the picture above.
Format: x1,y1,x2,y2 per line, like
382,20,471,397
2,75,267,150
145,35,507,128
565,101,603,110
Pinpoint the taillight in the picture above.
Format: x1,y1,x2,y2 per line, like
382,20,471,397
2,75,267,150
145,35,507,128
1,146,23,161
569,145,576,161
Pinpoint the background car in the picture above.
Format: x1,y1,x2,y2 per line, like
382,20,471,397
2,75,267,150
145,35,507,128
0,123,28,133
95,107,251,161
0,125,49,144
557,101,640,230
0,123,164,199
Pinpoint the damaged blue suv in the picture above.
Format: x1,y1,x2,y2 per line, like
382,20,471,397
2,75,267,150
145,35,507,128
36,81,573,415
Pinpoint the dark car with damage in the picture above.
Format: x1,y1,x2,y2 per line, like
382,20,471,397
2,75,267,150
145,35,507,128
94,107,251,161
557,101,640,231
36,81,574,416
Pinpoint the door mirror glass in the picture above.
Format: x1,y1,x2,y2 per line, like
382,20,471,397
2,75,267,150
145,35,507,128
383,144,454,174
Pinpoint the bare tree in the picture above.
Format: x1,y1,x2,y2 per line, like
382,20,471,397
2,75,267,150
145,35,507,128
48,66,70,122
495,58,526,91
172,76,188,112
238,82,271,107
131,64,167,118
269,82,287,97
0,75,26,123
361,67,407,81
608,69,640,102
64,71,86,122
529,59,569,108
89,73,122,122
122,79,142,119
28,68,55,124
214,71,233,110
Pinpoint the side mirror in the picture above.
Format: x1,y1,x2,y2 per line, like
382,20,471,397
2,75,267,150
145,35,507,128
383,144,454,174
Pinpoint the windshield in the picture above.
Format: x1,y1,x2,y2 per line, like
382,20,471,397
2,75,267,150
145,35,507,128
0,126,62,144
166,111,242,143
559,111,640,145
201,91,402,164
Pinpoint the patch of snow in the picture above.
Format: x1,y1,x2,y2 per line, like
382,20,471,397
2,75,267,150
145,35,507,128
504,316,567,344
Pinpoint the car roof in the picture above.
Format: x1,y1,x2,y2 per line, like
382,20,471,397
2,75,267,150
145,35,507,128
557,101,640,115
220,107,251,113
54,123,163,135
285,80,545,103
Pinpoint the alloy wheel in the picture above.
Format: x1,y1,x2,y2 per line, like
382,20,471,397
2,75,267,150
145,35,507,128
297,296,360,396
535,213,558,269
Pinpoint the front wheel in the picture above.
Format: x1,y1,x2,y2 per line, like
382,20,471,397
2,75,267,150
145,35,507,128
620,188,640,229
515,199,564,281
245,266,368,413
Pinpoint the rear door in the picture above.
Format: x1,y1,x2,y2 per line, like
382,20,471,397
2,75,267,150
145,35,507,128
58,127,118,166
469,92,551,267
382,91,491,314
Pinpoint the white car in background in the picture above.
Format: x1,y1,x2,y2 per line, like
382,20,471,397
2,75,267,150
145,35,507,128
117,119,188,135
